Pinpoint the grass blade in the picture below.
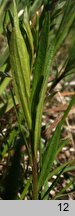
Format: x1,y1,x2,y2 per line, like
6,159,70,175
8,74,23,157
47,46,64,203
20,176,32,200
23,7,34,70
38,96,75,190
55,180,74,200
54,0,75,54
42,166,66,200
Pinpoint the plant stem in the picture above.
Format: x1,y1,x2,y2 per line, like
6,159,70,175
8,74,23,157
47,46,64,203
32,154,38,200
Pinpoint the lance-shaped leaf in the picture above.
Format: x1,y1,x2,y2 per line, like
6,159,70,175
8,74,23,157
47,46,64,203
38,95,75,191
34,43,55,156
23,7,34,70
31,13,50,102
9,0,31,129
13,0,31,97
31,14,54,155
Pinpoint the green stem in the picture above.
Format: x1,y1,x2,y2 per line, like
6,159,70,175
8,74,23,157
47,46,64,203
32,155,38,200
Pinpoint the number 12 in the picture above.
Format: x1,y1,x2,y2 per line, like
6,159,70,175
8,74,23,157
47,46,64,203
58,203,69,211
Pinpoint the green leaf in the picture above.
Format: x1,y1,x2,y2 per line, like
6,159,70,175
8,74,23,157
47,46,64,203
34,43,54,156
20,176,32,200
29,0,43,18
64,165,75,173
54,0,75,54
38,96,75,191
57,138,70,155
6,96,18,113
63,39,75,77
31,13,54,155
48,160,75,182
31,13,50,102
13,0,31,96
0,46,9,67
42,160,75,199
41,160,75,199
0,0,8,19
55,180,74,200
23,7,34,70
38,123,61,191
9,0,31,129
0,77,11,96
42,166,66,200
1,129,17,158
10,89,32,162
